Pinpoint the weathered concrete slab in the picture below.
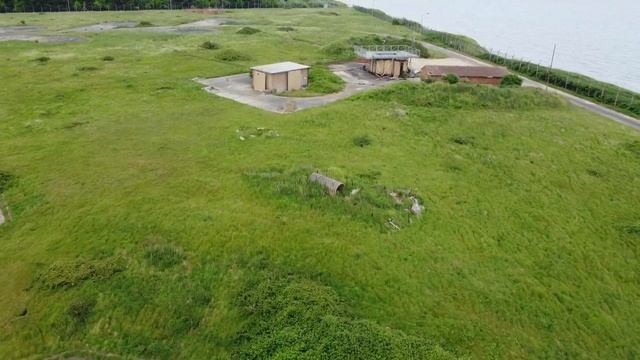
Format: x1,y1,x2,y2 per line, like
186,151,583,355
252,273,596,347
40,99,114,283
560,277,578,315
195,63,399,113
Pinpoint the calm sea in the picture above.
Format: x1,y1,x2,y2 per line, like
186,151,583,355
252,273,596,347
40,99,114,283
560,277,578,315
348,0,640,92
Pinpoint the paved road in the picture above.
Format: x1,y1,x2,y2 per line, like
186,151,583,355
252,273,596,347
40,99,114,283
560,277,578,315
420,41,640,131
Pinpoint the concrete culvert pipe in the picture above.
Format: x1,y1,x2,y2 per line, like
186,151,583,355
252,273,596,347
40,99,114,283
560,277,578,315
309,172,344,195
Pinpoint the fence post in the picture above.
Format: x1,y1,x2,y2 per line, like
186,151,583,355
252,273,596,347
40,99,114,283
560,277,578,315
614,91,620,107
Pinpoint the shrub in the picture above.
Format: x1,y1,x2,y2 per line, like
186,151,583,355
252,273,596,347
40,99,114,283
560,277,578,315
283,66,345,97
501,74,523,87
233,270,457,359
200,41,220,50
78,66,98,71
215,49,251,62
237,26,260,35
0,171,15,193
101,55,114,61
353,135,372,147
443,73,459,84
34,56,50,63
138,21,153,27
67,298,96,324
452,136,475,146
19,20,26,25
624,140,640,157
35,258,124,290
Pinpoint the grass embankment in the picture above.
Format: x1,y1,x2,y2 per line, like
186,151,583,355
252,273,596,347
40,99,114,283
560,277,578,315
1,8,640,360
353,5,640,119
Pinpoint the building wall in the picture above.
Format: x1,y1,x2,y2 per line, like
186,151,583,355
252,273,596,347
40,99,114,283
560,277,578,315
266,73,288,93
367,59,408,77
254,69,310,93
252,70,266,91
287,70,303,91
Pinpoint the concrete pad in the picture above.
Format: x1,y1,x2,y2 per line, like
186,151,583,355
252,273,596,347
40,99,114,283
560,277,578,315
195,63,399,113
66,21,138,32
0,25,81,43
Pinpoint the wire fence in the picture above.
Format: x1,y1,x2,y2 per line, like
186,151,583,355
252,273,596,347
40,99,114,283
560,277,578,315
436,38,639,118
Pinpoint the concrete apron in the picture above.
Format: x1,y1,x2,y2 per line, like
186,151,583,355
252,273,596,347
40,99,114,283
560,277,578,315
194,63,399,114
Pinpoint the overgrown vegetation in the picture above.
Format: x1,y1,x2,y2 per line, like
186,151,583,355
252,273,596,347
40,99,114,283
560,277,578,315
137,20,152,27
0,171,15,193
233,269,456,359
200,40,220,50
34,258,124,290
214,49,251,62
236,26,261,35
246,167,424,231
282,66,345,97
355,82,565,110
144,243,184,270
443,73,459,84
500,74,523,87
353,134,372,147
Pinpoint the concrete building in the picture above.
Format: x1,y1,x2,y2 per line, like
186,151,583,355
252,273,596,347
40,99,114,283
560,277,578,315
251,62,310,93
420,65,510,85
355,45,419,78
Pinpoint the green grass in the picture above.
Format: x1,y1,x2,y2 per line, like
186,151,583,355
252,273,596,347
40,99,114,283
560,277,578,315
1,8,640,360
282,65,345,97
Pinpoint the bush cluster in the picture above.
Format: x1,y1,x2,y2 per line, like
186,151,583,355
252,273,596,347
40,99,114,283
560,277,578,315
237,26,261,35
200,41,220,50
215,49,252,62
233,270,457,359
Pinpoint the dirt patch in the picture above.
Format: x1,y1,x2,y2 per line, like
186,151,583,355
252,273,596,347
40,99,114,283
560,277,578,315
66,21,138,32
0,25,80,43
188,8,225,14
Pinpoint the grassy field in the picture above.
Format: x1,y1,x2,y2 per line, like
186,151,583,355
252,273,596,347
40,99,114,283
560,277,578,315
1,8,640,360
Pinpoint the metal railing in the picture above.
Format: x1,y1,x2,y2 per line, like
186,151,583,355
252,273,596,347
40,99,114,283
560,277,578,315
354,45,421,58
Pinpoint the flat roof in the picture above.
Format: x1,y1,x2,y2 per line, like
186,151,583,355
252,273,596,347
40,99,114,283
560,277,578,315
360,50,417,60
251,62,310,74
423,65,510,78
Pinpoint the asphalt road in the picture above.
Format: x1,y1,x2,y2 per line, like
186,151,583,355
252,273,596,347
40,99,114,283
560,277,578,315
420,41,640,131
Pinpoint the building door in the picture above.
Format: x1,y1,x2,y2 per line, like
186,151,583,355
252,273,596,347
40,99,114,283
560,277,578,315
287,70,303,91
253,71,266,91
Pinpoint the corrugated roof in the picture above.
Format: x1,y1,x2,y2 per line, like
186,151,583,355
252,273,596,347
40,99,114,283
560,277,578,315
422,65,510,78
251,62,310,74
